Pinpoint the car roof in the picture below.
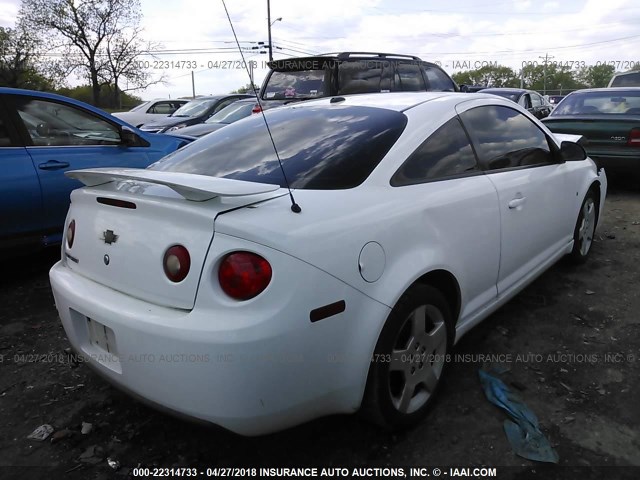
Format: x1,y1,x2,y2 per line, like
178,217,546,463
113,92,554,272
0,87,116,117
610,71,640,78
567,87,640,94
481,88,529,94
272,91,505,113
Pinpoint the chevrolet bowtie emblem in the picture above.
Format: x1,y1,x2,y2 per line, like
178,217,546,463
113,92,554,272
102,230,119,245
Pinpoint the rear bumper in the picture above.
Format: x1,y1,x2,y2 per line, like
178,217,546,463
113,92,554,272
589,152,640,173
49,240,390,436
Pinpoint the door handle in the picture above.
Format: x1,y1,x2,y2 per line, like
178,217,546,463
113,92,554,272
38,160,70,170
508,197,527,209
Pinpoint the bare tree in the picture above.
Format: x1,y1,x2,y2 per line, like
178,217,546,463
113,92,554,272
102,28,166,108
18,0,153,106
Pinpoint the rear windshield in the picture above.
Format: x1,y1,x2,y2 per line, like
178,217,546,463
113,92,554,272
150,105,407,189
172,99,218,117
263,70,327,100
609,72,640,87
485,91,519,102
552,90,640,115
205,102,254,124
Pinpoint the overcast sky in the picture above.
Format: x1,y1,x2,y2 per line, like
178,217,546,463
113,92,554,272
1,0,639,101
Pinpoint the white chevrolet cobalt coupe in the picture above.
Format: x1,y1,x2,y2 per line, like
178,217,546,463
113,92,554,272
50,92,607,435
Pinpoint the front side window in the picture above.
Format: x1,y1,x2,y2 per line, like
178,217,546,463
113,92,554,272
14,97,120,146
149,102,175,114
151,105,408,190
518,94,532,109
530,94,543,107
391,117,478,186
460,105,554,170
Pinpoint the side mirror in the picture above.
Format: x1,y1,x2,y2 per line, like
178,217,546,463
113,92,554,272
560,141,587,162
120,126,150,147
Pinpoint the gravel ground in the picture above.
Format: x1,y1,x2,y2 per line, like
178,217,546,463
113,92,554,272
1,177,639,480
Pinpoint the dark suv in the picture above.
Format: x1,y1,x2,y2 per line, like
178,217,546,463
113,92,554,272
257,52,458,110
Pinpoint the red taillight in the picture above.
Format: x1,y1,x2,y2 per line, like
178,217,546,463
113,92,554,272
627,128,640,147
218,252,272,300
163,245,191,283
251,104,262,114
66,220,75,248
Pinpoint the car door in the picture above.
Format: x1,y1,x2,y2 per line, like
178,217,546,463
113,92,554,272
458,104,573,295
7,94,153,237
0,96,43,245
391,115,501,321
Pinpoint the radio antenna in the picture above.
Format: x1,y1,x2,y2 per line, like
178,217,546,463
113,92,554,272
221,0,301,213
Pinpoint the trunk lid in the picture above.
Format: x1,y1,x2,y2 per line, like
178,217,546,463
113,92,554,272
63,169,283,310
543,115,640,151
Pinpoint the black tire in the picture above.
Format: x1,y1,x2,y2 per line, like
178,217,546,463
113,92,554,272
568,189,598,264
362,284,454,430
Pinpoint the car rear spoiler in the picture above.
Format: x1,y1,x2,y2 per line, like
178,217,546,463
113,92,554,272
66,168,280,201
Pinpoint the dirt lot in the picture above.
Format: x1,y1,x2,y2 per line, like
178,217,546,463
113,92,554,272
1,177,639,480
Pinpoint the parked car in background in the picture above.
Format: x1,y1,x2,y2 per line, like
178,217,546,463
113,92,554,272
139,95,254,133
546,95,565,108
608,71,640,87
169,98,257,138
481,88,553,119
542,87,640,174
0,87,192,250
460,85,487,93
50,91,605,436
256,52,458,112
112,99,189,127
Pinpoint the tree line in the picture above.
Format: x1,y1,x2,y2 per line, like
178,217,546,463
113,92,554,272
2,1,636,107
451,63,622,93
0,0,163,108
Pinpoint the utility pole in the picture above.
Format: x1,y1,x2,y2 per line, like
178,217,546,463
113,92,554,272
538,53,554,95
191,71,195,99
267,0,273,62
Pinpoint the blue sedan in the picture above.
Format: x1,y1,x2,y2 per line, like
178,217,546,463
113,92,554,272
0,88,192,250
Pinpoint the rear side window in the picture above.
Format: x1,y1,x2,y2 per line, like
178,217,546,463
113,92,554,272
460,105,554,170
395,63,428,91
391,117,478,186
151,105,407,190
423,66,456,91
338,60,395,94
